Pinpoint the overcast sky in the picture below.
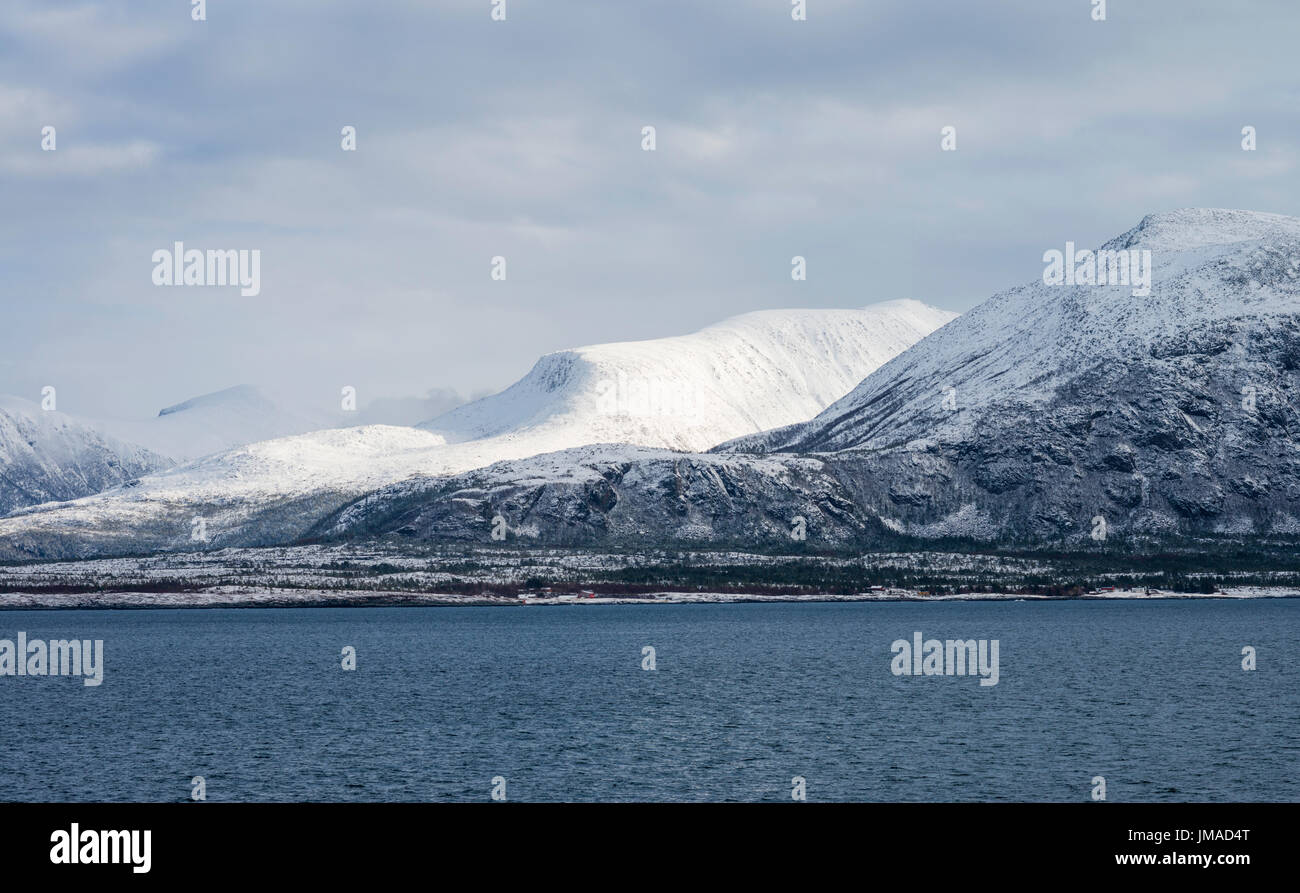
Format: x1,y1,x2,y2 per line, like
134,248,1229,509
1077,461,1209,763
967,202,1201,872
1,0,1297,420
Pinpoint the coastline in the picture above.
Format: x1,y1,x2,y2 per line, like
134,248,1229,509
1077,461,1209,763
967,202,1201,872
2,585,1296,610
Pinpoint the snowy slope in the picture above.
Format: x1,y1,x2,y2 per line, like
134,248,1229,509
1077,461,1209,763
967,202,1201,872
421,299,956,453
726,209,1300,454
0,425,451,560
96,384,340,462
0,301,951,558
0,397,172,515
319,209,1300,549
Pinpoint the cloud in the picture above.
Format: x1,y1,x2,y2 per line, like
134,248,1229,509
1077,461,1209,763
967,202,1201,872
354,388,476,427
0,1,185,73
1,139,159,175
0,0,1297,418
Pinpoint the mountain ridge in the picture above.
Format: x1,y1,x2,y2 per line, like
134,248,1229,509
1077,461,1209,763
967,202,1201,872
312,209,1300,550
0,300,951,559
0,396,173,516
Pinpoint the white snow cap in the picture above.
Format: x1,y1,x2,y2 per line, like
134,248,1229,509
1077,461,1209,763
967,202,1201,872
724,208,1300,455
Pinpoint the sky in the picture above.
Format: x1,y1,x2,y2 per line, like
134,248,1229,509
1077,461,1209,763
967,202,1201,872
1,0,1297,420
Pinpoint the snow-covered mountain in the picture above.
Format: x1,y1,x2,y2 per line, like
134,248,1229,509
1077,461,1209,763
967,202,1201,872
726,208,1300,457
0,383,340,516
420,300,956,453
313,209,1300,549
96,384,340,462
0,301,951,558
0,397,172,516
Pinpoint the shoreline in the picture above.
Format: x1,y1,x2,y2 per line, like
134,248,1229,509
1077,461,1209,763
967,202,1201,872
2,586,1297,610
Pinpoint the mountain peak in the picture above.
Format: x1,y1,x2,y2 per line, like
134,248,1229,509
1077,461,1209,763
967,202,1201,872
1106,208,1300,252
0,301,955,556
158,384,272,417
722,208,1300,457
0,399,172,516
419,301,957,451
319,208,1300,551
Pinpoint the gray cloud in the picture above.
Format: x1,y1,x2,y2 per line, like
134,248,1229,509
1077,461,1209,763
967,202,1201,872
1,0,1297,419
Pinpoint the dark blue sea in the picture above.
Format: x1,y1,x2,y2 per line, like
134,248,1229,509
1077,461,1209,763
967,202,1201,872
1,600,1296,802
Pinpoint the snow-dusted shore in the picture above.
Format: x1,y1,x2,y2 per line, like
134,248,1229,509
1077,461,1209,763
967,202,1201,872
2,542,1295,609
1,584,1294,610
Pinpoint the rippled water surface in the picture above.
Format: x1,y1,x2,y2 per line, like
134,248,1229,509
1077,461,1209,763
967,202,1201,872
1,599,1296,801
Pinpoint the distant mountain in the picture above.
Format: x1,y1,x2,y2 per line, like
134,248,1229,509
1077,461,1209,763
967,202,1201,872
313,209,1300,550
0,397,172,516
96,384,339,462
0,301,951,558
